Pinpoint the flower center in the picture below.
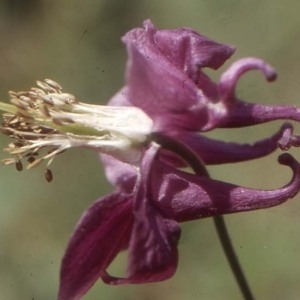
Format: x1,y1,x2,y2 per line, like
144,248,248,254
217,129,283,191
0,79,153,180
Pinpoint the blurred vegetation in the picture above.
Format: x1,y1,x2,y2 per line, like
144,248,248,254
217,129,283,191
0,0,300,299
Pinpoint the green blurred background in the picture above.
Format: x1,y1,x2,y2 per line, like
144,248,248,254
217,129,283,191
0,0,300,299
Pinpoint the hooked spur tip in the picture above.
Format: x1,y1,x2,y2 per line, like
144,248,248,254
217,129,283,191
278,153,299,170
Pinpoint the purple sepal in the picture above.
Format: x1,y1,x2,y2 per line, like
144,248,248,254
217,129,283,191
58,193,133,300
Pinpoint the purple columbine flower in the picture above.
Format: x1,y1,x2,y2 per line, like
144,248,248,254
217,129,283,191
1,20,300,300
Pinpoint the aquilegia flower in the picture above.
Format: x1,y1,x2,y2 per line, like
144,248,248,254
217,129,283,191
1,20,300,300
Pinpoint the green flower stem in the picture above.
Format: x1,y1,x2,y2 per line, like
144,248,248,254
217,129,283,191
151,132,255,300
213,215,254,300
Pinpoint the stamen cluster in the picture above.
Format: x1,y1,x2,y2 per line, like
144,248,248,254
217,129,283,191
0,79,154,181
1,79,77,180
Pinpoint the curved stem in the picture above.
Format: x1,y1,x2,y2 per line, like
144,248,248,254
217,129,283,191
213,216,254,300
151,132,255,300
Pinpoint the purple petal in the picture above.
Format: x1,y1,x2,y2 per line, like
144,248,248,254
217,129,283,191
102,211,180,285
125,215,179,283
107,87,131,107
121,20,234,132
216,58,300,128
153,21,235,77
101,153,136,193
103,145,180,284
278,124,300,150
151,153,300,222
58,193,133,300
219,57,277,103
160,123,293,166
222,99,300,128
